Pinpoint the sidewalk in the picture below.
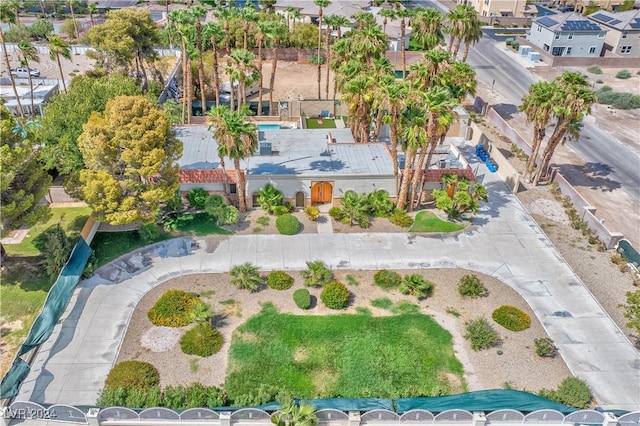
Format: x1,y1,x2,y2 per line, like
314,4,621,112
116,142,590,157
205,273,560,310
15,143,640,411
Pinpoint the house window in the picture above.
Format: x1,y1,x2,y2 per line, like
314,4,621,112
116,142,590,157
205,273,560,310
543,43,550,52
229,184,237,194
589,46,597,54
568,32,574,40
598,31,605,38
566,46,572,55
484,0,489,4
620,45,632,54
622,31,628,39
555,33,560,39
537,24,542,32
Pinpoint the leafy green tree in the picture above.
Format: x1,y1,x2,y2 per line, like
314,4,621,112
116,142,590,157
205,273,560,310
272,398,318,426
86,8,160,89
230,262,263,292
47,34,71,93
302,260,333,287
39,74,142,177
433,179,487,218
207,105,258,212
257,183,284,213
618,0,635,11
28,19,53,40
41,224,73,278
78,96,182,225
0,105,52,233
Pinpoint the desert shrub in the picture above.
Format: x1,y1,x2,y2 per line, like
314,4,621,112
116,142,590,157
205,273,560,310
188,302,213,324
272,205,290,216
205,195,239,225
328,207,344,220
458,274,487,298
105,361,159,391
615,69,632,79
304,205,320,221
267,270,294,290
368,190,394,217
187,188,209,210
218,205,240,225
232,384,286,407
257,216,270,226
464,318,500,351
596,88,640,109
586,65,602,74
180,323,224,357
293,288,311,309
275,214,300,235
535,337,557,357
371,297,393,310
257,183,283,213
230,263,263,292
538,377,591,408
389,210,413,227
492,305,531,331
399,274,434,299
595,79,603,84
138,223,160,242
320,281,350,309
147,290,201,327
373,269,402,289
97,387,127,406
302,260,332,287
511,41,519,50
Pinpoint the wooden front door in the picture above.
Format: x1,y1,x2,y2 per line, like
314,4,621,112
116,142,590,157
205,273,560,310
295,191,305,208
311,182,332,204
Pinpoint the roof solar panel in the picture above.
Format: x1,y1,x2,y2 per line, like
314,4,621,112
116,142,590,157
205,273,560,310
538,16,557,27
609,19,622,25
630,22,640,29
561,20,600,31
592,13,613,22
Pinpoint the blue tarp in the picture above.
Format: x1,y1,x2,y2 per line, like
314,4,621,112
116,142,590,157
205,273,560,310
0,358,30,399
396,390,576,414
300,398,395,412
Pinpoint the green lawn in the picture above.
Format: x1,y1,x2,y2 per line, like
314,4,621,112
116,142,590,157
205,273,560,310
91,213,231,267
3,207,92,257
305,117,336,129
409,211,465,233
225,304,465,400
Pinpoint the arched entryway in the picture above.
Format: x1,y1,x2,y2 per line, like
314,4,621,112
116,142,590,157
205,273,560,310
311,182,332,204
295,191,306,208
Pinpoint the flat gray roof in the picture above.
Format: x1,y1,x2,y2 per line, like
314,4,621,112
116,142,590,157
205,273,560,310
175,126,393,177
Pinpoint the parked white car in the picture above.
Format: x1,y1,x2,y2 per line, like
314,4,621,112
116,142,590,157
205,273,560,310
10,67,40,78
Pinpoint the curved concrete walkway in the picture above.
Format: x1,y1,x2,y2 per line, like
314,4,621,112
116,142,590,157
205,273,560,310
16,149,640,411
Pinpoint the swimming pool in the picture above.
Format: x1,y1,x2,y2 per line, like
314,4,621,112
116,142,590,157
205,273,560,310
258,124,282,130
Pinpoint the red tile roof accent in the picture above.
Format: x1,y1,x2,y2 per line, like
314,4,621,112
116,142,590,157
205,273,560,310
179,169,239,184
422,168,475,183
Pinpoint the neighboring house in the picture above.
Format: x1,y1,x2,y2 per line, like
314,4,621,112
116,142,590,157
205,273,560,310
369,7,412,52
528,13,607,57
274,0,371,24
96,0,138,10
456,0,528,18
175,125,475,209
588,9,640,57
549,0,626,13
0,78,59,117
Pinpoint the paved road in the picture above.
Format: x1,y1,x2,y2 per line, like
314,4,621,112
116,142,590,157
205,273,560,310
16,143,640,411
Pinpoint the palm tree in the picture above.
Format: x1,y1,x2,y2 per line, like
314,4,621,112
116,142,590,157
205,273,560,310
265,20,287,115
255,21,268,116
18,41,40,117
378,8,396,35
447,5,479,60
328,16,349,101
207,105,258,212
271,398,318,426
168,9,195,123
228,48,259,109
284,5,296,29
240,3,258,50
47,35,71,93
288,8,301,29
314,0,331,100
0,1,24,119
68,0,80,39
445,5,466,55
214,6,235,56
532,72,596,185
460,11,482,62
411,8,444,51
394,5,413,80
190,5,208,114
323,15,339,101
229,262,262,292
397,105,428,211
350,23,387,67
87,2,98,27
519,81,555,181
203,22,225,107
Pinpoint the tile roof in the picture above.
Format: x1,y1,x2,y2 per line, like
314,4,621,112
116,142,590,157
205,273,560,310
179,169,237,184
422,168,475,183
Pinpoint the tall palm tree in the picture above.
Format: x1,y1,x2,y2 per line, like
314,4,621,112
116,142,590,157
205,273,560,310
265,20,287,115
288,8,301,29
207,105,258,212
460,10,482,62
255,21,268,116
47,35,71,93
284,6,296,29
411,8,444,51
18,41,39,117
532,72,596,185
445,5,466,55
87,2,98,27
68,0,80,39
314,0,331,100
168,9,195,123
323,15,339,101
397,105,428,211
350,23,387,66
203,22,225,107
379,8,396,35
0,1,24,119
240,3,258,50
329,16,349,102
228,48,259,110
519,81,555,181
214,6,235,56
190,5,208,114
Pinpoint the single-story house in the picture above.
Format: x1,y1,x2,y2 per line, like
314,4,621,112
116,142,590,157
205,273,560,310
528,13,607,57
588,9,640,57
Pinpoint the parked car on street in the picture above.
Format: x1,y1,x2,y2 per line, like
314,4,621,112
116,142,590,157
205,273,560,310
10,67,40,78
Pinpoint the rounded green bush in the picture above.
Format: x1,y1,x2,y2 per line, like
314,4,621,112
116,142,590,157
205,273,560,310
492,305,531,331
187,188,210,210
267,271,294,290
275,214,300,235
389,210,413,227
105,360,159,391
328,207,344,220
147,290,201,327
180,323,224,357
615,69,632,79
373,270,402,289
320,280,350,309
458,274,487,298
293,288,311,309
464,318,500,351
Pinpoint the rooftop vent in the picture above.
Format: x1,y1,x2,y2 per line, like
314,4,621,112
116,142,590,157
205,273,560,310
259,141,272,156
